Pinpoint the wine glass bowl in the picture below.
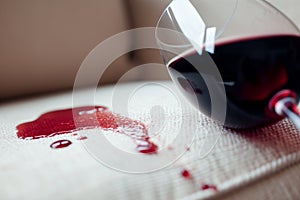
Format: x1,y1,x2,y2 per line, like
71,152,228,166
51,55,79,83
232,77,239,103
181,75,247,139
156,0,300,129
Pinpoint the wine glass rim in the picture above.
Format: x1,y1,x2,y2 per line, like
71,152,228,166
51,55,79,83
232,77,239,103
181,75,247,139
261,0,300,34
155,0,300,48
154,0,238,48
155,27,193,49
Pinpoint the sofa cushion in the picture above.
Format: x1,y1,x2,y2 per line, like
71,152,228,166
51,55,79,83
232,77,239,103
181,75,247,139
0,81,300,199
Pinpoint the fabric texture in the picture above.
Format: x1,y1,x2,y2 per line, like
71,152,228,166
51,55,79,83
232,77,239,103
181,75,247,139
0,81,300,200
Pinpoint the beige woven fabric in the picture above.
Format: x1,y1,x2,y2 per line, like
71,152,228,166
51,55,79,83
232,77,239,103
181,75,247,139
214,163,300,200
0,81,300,200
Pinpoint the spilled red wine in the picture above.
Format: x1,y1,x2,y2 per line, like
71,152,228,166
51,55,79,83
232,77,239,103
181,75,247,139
201,184,218,192
17,106,157,154
167,35,300,128
181,169,192,179
77,136,88,141
50,140,72,149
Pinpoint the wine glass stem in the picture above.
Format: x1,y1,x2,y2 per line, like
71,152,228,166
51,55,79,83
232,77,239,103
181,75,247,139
276,98,300,131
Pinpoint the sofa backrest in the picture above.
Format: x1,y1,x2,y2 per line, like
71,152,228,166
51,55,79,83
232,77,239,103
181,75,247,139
0,0,131,99
1,0,299,99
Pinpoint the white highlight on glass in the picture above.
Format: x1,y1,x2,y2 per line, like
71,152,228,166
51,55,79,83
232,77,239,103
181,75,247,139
205,27,216,54
169,0,206,55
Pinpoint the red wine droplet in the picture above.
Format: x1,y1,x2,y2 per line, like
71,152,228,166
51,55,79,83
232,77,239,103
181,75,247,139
167,145,173,150
17,106,157,154
50,140,72,149
136,138,158,154
77,136,88,141
201,184,218,192
181,169,192,179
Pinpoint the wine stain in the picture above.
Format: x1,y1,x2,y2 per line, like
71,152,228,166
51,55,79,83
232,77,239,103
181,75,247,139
17,106,157,154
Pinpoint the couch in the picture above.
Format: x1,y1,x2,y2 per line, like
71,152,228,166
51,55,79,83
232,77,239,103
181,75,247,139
0,0,300,199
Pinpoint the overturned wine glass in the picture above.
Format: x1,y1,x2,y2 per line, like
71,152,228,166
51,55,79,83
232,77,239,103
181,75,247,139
155,0,300,130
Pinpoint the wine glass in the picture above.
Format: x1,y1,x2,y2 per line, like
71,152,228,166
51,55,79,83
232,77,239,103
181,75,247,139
155,0,300,129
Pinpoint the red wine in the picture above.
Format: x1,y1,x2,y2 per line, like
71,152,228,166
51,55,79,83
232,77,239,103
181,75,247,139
77,136,88,141
167,35,300,128
50,140,72,149
17,106,157,154
201,184,218,192
181,169,192,179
